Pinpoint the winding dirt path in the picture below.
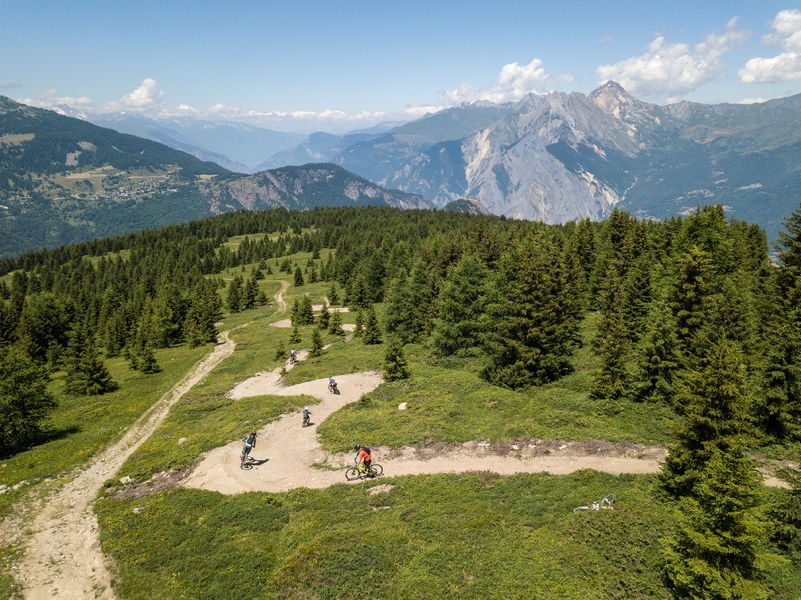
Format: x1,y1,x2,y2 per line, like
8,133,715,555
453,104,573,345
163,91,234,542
273,279,288,313
183,368,670,495
15,331,237,600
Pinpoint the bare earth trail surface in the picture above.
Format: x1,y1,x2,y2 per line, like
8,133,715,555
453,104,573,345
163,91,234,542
14,331,238,600
183,367,670,495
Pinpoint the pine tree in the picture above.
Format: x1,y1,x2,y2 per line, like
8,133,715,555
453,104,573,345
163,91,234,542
184,280,222,347
318,304,330,328
770,455,801,558
591,304,630,400
289,325,301,344
484,236,580,388
776,202,801,303
383,336,410,381
349,272,370,309
290,298,301,325
243,276,258,310
353,310,364,337
328,283,340,306
311,327,324,357
329,308,345,336
661,340,753,498
634,299,682,404
0,346,56,453
664,447,771,600
275,340,287,361
137,343,161,374
300,295,314,325
64,325,118,395
227,276,243,312
294,266,305,287
362,305,382,344
431,255,491,357
670,246,713,364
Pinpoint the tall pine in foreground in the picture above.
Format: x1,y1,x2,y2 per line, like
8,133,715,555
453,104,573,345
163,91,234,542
661,339,752,498
484,235,580,388
664,447,772,600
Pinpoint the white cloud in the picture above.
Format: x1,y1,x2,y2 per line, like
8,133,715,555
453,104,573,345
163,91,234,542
443,57,551,104
107,78,164,112
600,34,614,44
597,19,749,100
557,73,575,83
738,97,768,104
739,9,801,83
18,89,94,116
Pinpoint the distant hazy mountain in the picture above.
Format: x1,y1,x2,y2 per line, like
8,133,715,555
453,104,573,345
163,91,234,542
255,131,377,171
0,97,427,256
90,114,304,172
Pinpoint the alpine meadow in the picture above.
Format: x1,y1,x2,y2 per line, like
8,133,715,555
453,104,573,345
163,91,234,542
4,2,801,599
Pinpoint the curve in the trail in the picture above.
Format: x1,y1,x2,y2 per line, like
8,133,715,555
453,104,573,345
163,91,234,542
16,331,237,600
183,368,674,496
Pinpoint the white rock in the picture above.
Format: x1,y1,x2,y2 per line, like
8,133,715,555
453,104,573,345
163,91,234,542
398,402,408,411
177,437,188,445
132,507,144,514
558,444,567,450
119,476,133,485
511,444,520,451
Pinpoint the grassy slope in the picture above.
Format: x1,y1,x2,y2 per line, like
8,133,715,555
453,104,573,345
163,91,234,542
0,342,209,599
96,473,799,600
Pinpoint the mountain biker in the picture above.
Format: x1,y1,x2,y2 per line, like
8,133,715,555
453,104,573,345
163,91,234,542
290,348,298,363
354,444,372,475
302,407,311,425
242,431,257,459
328,376,338,393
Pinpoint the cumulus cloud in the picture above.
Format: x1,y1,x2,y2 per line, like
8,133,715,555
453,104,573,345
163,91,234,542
107,78,164,112
597,19,750,99
739,9,801,83
739,97,768,104
443,57,551,104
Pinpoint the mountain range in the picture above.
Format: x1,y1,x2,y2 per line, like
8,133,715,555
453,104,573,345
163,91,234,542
0,97,423,257
256,82,801,239
3,81,801,256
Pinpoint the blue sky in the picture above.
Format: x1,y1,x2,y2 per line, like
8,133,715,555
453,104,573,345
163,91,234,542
2,0,801,131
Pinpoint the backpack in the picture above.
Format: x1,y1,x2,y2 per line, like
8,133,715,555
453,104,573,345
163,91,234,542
361,446,371,456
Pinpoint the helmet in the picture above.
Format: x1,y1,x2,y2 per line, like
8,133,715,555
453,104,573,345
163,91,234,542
304,407,308,411
354,444,361,451
251,431,257,436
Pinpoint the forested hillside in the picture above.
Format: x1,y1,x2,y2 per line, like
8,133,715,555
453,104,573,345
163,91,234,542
2,203,801,597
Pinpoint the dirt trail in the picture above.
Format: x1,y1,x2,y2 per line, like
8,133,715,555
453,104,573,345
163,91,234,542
273,279,288,312
183,368,672,495
15,331,237,600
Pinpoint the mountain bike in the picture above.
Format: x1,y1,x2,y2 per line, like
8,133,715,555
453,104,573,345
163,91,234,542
345,463,383,480
573,494,615,512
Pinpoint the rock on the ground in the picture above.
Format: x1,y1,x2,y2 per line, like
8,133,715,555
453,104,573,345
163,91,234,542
398,402,408,411
369,484,395,496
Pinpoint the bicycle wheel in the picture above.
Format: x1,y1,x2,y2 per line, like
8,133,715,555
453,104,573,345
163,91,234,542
240,459,253,470
345,467,361,481
369,464,383,477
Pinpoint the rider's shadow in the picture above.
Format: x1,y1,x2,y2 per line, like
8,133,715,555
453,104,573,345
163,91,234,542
247,458,270,467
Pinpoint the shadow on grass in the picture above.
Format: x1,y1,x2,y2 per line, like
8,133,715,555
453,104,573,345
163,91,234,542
0,424,81,459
